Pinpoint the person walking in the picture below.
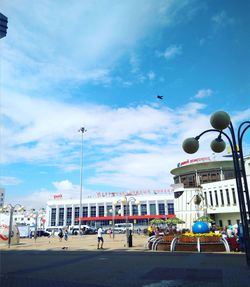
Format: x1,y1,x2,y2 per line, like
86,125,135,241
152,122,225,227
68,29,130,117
58,228,63,242
97,227,104,249
64,229,68,241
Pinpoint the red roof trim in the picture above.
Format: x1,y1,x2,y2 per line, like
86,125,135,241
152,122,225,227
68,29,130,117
76,214,175,221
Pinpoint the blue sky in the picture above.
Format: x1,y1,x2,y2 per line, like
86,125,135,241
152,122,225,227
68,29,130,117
1,0,250,209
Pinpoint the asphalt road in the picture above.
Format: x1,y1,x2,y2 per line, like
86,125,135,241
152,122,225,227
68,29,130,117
1,249,250,287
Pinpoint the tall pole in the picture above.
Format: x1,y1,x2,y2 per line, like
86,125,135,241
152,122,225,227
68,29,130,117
8,207,14,248
78,127,86,235
125,198,129,247
112,208,115,239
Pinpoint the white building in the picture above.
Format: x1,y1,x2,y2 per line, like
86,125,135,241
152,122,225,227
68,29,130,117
45,156,250,230
46,191,175,228
0,188,5,208
171,156,250,230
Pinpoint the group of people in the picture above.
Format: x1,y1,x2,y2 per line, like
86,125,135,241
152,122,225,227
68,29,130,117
58,228,68,242
56,227,104,250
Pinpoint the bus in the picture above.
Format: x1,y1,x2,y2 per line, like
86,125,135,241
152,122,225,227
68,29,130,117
114,223,133,233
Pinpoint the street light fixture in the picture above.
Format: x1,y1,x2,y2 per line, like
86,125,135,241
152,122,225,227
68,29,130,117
109,207,121,239
78,127,87,235
115,196,140,247
182,110,250,266
0,12,8,39
0,204,24,248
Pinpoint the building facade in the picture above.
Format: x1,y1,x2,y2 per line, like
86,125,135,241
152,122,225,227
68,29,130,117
171,156,250,230
46,191,175,229
0,188,5,208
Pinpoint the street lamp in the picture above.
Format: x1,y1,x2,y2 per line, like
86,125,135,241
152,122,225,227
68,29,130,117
115,196,140,247
78,127,87,235
0,12,8,39
0,204,24,248
109,207,121,239
182,110,250,266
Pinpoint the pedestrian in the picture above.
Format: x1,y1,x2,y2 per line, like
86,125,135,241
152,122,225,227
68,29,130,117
58,228,63,242
108,228,112,238
64,229,68,241
97,227,104,249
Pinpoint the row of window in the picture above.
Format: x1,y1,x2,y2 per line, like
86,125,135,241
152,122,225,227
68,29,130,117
174,169,235,188
50,203,174,226
203,188,237,207
218,219,240,228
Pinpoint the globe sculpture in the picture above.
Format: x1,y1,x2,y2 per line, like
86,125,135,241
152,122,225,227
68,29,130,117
192,221,209,234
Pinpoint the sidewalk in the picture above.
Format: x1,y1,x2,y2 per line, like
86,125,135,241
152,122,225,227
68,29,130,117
0,233,147,251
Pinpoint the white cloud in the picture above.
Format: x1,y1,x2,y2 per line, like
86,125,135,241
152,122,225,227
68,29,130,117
147,71,156,80
156,45,182,60
194,89,213,99
0,176,22,186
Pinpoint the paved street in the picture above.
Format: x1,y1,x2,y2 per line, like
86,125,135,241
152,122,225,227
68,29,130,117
1,234,250,286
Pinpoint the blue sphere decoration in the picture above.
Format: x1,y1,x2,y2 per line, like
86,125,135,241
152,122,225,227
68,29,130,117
192,221,209,234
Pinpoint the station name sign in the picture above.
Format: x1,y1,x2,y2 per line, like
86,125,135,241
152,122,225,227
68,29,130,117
177,157,210,167
53,194,63,200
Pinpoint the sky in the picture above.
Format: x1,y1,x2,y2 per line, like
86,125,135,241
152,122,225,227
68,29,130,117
1,0,250,210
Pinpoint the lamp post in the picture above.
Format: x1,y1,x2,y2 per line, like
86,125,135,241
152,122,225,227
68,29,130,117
115,196,139,247
109,207,121,239
182,110,250,266
78,127,87,235
0,12,8,39
0,204,24,248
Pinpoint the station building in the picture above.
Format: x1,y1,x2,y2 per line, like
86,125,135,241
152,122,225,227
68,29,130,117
171,156,250,230
43,156,250,231
45,191,175,229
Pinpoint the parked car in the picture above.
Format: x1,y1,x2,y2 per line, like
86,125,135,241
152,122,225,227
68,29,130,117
45,228,60,236
32,230,50,237
71,226,97,235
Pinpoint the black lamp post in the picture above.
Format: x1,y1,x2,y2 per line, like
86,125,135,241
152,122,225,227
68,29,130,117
0,12,8,39
182,111,250,266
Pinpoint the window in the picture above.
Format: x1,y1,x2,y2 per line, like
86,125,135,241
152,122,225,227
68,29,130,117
149,204,156,215
98,206,104,217
123,204,129,216
107,205,112,215
158,203,165,215
167,203,174,214
220,190,224,206
232,188,237,205
74,207,79,225
132,204,138,216
91,206,96,217
141,204,147,215
228,219,231,226
204,192,208,206
80,206,86,217
51,208,56,226
115,205,121,215
226,189,230,205
219,220,223,228
66,207,72,226
58,208,64,226
236,219,240,225
214,190,219,206
209,191,213,206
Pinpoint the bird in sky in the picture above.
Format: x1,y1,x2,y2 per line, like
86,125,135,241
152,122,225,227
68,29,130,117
157,95,163,100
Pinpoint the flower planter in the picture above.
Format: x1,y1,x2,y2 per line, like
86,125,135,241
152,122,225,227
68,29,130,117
163,235,175,242
200,236,220,243
179,236,197,243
